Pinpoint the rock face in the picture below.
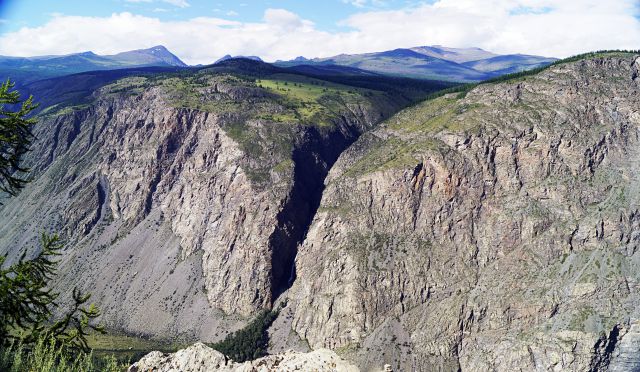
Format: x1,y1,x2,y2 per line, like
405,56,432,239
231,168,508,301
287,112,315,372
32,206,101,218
288,55,640,371
128,343,359,372
0,68,409,340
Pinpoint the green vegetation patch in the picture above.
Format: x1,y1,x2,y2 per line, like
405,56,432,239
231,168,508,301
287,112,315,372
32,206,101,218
388,96,480,134
341,96,481,177
568,306,597,331
161,74,249,113
256,74,377,125
102,76,149,96
345,136,445,177
86,332,183,362
1,337,124,372
38,103,92,118
209,306,281,362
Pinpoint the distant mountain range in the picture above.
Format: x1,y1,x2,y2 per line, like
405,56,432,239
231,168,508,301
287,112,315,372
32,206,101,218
0,45,556,87
275,45,557,82
0,45,186,84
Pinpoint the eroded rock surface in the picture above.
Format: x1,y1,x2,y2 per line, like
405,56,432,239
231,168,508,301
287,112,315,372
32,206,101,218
289,55,640,371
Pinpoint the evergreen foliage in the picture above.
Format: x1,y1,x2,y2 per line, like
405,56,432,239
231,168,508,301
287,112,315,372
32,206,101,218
0,233,105,362
210,307,280,362
0,79,108,370
0,79,38,198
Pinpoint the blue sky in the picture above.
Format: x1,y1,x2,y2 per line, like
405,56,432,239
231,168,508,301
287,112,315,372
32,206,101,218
0,0,638,64
0,0,424,34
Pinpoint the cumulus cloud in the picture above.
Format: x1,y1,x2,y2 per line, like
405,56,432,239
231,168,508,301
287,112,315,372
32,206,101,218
0,1,638,64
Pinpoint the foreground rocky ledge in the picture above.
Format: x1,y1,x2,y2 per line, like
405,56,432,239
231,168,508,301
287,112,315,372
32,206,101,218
128,343,360,372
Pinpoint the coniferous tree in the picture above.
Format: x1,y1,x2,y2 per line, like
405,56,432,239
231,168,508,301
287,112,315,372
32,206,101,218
0,79,37,198
210,308,280,362
0,79,104,352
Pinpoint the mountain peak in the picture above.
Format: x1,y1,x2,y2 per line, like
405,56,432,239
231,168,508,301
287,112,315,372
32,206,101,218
145,45,175,56
150,45,169,51
107,45,187,67
75,51,99,57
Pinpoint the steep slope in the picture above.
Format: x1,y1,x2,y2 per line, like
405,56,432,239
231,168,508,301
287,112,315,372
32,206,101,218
287,53,640,371
0,60,447,342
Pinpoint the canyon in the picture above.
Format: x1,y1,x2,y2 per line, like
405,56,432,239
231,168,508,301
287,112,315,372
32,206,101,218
1,53,639,371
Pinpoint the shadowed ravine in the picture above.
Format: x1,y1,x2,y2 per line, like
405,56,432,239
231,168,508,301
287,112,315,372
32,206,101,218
269,122,362,302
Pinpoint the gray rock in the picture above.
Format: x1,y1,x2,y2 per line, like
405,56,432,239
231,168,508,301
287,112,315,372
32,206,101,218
129,342,360,372
289,55,640,371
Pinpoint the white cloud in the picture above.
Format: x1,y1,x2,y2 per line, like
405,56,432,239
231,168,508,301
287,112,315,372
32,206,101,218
0,1,638,65
125,0,189,7
344,0,367,7
162,0,189,8
226,10,239,16
343,0,386,8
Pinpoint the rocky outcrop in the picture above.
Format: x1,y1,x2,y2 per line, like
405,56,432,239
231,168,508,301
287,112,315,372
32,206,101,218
288,55,640,370
128,343,359,372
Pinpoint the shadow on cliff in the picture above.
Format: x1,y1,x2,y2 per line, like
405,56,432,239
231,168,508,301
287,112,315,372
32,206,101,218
269,121,361,302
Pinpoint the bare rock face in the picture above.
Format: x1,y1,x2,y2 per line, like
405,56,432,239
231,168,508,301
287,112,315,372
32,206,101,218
288,55,640,371
0,72,399,340
128,343,360,372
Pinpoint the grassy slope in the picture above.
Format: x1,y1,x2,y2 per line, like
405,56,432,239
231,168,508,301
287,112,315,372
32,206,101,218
344,50,640,177
256,74,378,124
